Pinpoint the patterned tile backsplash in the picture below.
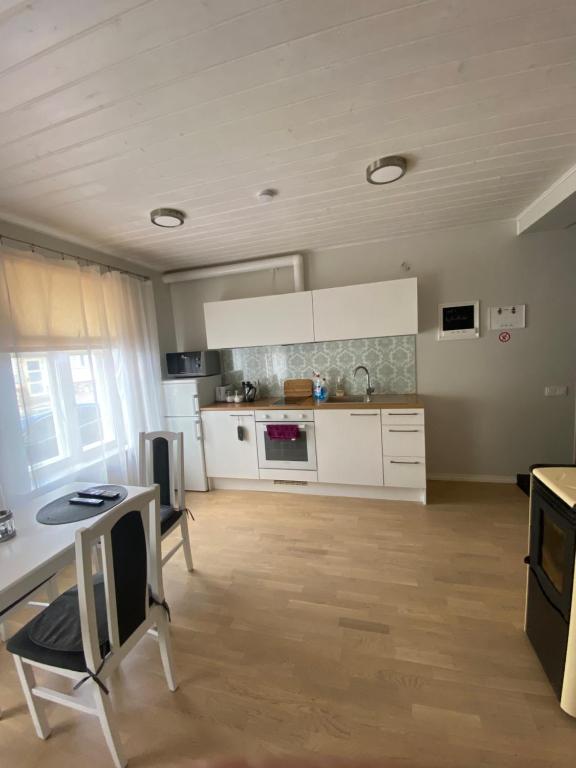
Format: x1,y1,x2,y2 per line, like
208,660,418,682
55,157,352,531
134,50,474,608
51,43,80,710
220,336,416,397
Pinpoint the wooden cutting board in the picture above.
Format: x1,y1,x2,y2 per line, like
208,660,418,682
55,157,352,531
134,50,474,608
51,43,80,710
284,378,313,398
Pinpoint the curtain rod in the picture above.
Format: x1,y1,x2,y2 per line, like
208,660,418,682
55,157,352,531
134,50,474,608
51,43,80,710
0,233,150,282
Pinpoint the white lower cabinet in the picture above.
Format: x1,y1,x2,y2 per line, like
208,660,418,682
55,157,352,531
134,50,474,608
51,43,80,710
381,425,425,457
201,411,259,479
383,457,426,488
315,409,384,486
381,410,426,489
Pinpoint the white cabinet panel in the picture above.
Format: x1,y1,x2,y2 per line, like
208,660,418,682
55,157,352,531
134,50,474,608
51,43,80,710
383,457,426,488
204,291,314,349
381,410,426,489
201,411,259,479
381,408,424,426
315,410,383,486
312,278,418,342
382,425,425,458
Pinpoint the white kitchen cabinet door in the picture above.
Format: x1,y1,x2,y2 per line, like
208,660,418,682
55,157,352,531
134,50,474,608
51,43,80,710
201,411,259,479
381,408,424,425
312,278,417,342
383,457,426,488
382,425,425,458
204,291,314,349
315,410,383,486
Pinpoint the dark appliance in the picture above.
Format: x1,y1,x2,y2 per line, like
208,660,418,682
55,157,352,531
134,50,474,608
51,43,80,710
166,351,220,378
242,381,257,402
525,470,576,714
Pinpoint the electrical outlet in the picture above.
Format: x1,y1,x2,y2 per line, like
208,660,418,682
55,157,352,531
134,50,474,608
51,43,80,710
545,385,568,397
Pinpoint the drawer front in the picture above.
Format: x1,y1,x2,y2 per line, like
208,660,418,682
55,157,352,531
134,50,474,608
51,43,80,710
382,426,425,457
384,457,426,488
381,408,424,426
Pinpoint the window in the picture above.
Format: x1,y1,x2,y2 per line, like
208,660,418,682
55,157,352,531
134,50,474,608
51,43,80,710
12,355,63,467
11,351,116,480
0,249,162,500
69,353,113,450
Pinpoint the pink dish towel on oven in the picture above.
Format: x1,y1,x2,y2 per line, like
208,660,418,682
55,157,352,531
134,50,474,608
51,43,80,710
266,424,300,441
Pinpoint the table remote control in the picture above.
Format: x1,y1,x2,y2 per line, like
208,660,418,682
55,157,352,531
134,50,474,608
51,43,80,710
77,489,121,500
69,497,105,506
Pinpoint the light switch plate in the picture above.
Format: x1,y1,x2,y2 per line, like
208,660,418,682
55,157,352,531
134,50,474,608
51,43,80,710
545,385,568,397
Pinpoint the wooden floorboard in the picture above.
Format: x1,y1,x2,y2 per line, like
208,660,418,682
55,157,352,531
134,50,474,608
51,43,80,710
2,481,576,767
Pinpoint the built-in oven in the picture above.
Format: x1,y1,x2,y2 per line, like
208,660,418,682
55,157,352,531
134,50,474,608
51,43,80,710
255,410,316,479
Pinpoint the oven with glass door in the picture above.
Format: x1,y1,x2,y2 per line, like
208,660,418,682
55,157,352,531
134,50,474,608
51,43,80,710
525,472,576,711
255,410,317,481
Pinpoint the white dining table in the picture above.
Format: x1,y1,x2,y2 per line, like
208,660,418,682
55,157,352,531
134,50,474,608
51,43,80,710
0,482,155,617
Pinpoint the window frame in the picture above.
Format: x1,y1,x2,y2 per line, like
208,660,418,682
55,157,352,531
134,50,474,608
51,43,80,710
11,350,117,487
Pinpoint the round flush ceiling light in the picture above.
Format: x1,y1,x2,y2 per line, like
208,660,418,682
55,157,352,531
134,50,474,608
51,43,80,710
150,208,186,228
366,155,407,185
256,188,278,204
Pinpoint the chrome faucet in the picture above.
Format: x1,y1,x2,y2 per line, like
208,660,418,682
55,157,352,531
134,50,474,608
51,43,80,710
353,364,375,401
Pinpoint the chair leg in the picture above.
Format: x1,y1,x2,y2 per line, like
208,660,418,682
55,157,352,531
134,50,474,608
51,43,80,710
13,656,51,740
180,516,194,572
92,682,127,768
157,612,178,692
0,621,7,643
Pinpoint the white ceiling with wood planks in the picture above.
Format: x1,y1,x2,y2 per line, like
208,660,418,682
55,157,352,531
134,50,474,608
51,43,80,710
0,0,575,271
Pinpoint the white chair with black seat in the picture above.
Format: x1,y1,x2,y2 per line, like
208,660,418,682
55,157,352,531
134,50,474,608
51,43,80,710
6,488,177,768
138,431,193,571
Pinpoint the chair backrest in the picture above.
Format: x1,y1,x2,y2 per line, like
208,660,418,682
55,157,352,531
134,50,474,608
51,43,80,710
74,487,162,673
138,431,185,510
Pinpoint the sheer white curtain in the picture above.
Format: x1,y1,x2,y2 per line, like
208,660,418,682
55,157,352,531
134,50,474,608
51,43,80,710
0,243,163,505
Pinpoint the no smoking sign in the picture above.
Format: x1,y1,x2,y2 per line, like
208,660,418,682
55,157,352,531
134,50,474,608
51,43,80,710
498,331,511,343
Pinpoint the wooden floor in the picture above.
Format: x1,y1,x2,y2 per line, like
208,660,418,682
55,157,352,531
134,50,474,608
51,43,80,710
2,482,576,767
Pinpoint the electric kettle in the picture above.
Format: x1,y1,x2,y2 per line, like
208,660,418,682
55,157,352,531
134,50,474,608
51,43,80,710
242,381,258,402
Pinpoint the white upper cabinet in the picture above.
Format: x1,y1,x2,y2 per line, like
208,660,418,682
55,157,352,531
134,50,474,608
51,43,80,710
204,291,314,349
312,277,418,342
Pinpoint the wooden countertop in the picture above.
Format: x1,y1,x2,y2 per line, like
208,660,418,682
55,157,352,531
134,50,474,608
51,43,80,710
201,395,424,411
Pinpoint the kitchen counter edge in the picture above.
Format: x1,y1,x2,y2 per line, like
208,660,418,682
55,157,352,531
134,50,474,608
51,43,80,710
200,397,424,411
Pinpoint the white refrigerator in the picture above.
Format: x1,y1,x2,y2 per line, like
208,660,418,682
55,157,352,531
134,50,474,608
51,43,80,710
162,376,221,491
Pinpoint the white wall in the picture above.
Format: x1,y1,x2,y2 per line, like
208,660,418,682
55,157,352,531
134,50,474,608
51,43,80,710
170,219,576,478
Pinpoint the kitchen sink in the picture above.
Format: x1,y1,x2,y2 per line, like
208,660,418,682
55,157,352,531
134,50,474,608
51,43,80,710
324,394,413,404
325,394,366,403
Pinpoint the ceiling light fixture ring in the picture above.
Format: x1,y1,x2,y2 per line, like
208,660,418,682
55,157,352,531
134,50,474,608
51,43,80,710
366,155,407,185
150,208,186,228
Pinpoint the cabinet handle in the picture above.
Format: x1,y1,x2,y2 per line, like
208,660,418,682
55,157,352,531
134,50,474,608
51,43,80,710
194,419,202,441
388,429,420,433
387,412,419,416
350,413,378,416
390,460,421,464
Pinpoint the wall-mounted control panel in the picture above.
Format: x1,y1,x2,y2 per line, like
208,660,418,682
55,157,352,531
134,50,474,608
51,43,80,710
438,301,479,340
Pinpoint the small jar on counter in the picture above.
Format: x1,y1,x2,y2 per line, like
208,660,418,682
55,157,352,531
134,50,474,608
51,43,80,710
0,509,16,542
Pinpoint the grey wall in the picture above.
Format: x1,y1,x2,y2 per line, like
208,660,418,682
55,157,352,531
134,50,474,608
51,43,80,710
170,219,576,478
0,218,176,373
